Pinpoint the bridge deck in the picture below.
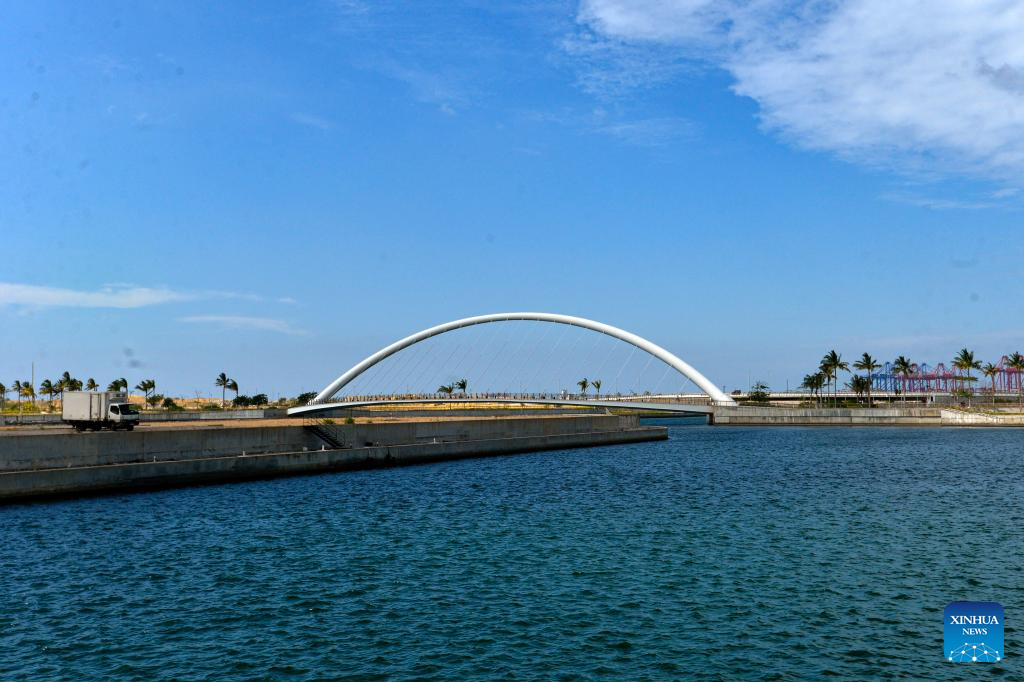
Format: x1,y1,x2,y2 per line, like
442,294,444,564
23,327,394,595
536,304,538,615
288,398,715,417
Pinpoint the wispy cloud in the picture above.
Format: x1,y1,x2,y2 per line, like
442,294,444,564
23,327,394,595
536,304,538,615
0,282,296,309
879,193,997,211
524,107,695,147
576,0,1024,185
179,315,307,336
330,0,369,14
290,112,334,131
561,31,694,98
595,115,696,147
0,283,192,308
376,61,468,115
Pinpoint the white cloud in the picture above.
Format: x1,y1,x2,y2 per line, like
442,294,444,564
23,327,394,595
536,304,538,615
561,30,694,97
0,282,298,309
577,0,1024,183
376,61,468,114
290,112,334,131
179,315,307,336
579,0,727,44
0,282,192,308
524,107,695,147
879,192,996,211
596,115,696,146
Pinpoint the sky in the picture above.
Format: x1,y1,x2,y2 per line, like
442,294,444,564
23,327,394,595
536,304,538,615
3,0,1024,399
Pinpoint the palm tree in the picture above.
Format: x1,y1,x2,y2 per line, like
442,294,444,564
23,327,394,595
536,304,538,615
108,378,128,392
800,373,825,407
12,380,23,412
821,351,848,406
818,359,835,407
135,379,156,406
85,378,98,391
0,382,6,411
592,379,602,399
215,373,231,407
227,379,239,402
60,371,82,392
847,375,870,404
437,384,454,397
982,362,1000,404
455,378,468,395
577,378,589,397
1007,352,1024,407
953,348,981,404
19,380,35,407
852,353,881,407
39,380,55,410
892,356,913,405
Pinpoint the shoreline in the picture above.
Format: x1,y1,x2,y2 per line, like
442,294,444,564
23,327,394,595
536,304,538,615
0,415,665,502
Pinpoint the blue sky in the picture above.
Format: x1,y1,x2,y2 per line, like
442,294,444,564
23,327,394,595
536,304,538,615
3,0,1024,398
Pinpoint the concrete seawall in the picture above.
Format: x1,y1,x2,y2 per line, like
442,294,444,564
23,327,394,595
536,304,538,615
711,407,943,426
0,415,665,501
1,408,286,426
940,409,1024,426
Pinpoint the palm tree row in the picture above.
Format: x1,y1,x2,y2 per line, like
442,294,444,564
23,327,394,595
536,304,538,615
573,378,603,398
801,347,1024,407
3,372,95,412
437,379,469,397
801,351,880,407
4,380,36,412
3,372,255,412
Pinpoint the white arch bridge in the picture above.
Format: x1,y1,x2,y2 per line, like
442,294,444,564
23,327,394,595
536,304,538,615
288,312,735,417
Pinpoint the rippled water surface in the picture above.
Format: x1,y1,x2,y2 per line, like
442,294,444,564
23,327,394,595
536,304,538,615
2,426,1021,679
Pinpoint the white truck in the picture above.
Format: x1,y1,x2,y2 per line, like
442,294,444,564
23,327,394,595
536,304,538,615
62,391,140,431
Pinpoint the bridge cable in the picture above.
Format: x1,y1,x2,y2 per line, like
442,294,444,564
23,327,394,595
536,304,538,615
556,327,587,393
446,339,477,393
351,329,425,398
521,321,555,393
635,351,656,394
360,340,409,398
405,335,444,394
474,320,518,392
591,337,625,396
467,321,505,393
488,319,536,394
376,341,425,397
653,361,674,395
612,344,638,395
526,321,571,394
576,330,607,388
347,348,394,399
435,341,464,389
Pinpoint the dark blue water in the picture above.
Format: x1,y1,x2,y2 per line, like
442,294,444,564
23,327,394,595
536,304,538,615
2,427,1020,679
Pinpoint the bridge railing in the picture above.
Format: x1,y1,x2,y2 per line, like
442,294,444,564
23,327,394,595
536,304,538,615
305,392,716,406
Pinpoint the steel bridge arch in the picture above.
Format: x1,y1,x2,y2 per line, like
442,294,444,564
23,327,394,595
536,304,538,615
306,312,736,406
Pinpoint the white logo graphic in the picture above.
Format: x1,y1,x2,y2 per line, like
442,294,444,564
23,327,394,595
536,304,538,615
948,643,1000,662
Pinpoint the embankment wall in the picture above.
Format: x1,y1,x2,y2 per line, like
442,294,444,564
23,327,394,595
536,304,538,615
711,407,942,426
0,416,665,501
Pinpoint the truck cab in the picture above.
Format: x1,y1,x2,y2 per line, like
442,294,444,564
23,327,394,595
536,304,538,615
108,402,139,427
